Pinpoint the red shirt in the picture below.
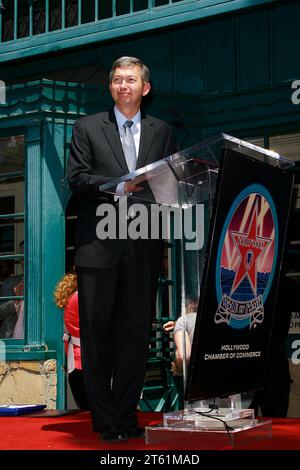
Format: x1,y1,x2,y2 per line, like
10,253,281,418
64,291,82,370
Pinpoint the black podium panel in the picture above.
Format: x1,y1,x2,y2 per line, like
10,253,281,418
186,147,294,401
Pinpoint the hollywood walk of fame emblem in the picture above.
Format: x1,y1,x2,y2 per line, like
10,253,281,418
215,184,278,330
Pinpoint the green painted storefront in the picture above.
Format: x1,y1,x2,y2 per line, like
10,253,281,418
0,0,299,410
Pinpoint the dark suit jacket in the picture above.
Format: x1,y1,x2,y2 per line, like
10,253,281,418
67,109,178,269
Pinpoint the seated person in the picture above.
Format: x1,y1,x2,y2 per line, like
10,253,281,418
163,298,198,376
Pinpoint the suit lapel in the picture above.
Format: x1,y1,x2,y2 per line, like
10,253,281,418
102,109,128,174
102,110,156,173
137,115,155,170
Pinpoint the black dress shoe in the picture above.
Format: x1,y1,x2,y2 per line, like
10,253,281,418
123,426,145,438
100,429,128,443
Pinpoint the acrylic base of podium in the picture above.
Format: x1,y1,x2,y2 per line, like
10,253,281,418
145,408,272,448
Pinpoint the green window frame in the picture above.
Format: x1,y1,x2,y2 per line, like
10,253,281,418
0,124,46,359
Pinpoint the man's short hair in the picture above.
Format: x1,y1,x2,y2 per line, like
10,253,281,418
109,56,150,84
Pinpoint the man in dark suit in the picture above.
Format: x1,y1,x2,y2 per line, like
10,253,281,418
67,56,178,442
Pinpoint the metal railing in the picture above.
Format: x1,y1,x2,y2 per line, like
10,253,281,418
0,0,185,42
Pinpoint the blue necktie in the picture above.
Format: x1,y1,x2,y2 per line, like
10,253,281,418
122,120,137,173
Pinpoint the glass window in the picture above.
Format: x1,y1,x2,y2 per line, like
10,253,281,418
0,135,25,340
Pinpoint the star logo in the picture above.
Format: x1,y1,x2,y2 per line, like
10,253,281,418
230,202,272,296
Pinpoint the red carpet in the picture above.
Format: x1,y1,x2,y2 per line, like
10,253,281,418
0,411,300,451
0,411,159,451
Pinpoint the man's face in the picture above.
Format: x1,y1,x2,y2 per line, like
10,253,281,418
109,65,150,113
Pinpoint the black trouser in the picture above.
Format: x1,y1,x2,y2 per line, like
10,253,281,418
76,241,159,432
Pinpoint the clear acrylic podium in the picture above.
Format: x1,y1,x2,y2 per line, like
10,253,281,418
100,133,294,448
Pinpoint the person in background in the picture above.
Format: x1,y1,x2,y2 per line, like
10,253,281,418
54,273,89,410
163,298,198,376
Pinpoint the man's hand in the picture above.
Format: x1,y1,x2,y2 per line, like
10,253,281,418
124,181,144,193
